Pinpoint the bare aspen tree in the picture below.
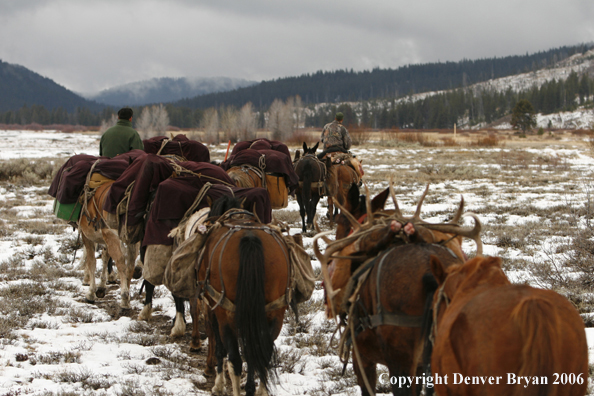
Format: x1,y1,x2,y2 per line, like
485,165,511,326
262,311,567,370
267,97,296,141
152,104,169,136
201,108,220,144
137,104,170,139
137,106,154,139
237,102,257,141
294,95,305,130
99,114,118,135
220,106,239,142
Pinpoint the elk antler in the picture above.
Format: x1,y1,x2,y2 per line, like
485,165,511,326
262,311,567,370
363,182,373,226
333,199,362,234
418,212,483,256
314,218,332,244
411,184,430,222
388,176,404,218
449,195,464,224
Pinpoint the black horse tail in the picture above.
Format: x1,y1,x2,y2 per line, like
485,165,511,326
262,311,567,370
302,160,313,206
420,271,438,396
235,231,275,391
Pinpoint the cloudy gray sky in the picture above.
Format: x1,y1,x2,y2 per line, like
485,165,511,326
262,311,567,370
1,0,593,94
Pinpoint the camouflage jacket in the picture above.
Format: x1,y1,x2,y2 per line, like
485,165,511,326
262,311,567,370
320,120,351,151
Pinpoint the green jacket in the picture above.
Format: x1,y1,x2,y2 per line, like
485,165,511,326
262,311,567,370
99,120,144,158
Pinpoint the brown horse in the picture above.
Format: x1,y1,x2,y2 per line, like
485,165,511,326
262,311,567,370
78,181,140,309
325,159,360,223
314,184,482,396
429,256,588,396
197,201,290,396
227,165,264,188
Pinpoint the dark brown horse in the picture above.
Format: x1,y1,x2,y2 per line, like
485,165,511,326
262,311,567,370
294,142,326,232
429,256,588,396
314,185,482,396
197,199,290,396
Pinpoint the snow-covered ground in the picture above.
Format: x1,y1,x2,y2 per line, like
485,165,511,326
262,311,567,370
1,130,594,395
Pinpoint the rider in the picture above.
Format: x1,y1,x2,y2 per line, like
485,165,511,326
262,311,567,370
100,107,144,158
318,112,351,159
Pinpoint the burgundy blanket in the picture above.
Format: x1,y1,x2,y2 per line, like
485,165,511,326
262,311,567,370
143,181,271,246
143,134,210,163
221,139,298,192
48,153,141,204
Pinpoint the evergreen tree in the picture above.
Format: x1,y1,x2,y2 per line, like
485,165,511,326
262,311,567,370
511,99,537,133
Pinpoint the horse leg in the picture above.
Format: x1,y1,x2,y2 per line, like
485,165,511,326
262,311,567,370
82,248,92,286
352,353,377,396
204,303,217,376
171,295,186,337
189,297,201,351
107,256,118,284
308,193,321,231
137,280,154,321
297,193,307,233
128,242,143,280
223,325,242,396
96,248,109,298
328,196,335,223
82,233,97,303
101,229,130,309
211,315,228,396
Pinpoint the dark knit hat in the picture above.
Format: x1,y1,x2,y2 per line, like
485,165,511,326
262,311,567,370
335,112,344,121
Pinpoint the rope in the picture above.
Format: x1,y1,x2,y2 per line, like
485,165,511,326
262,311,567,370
167,160,235,187
168,183,213,245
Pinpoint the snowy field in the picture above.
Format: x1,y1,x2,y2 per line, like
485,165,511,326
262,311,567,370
1,129,594,395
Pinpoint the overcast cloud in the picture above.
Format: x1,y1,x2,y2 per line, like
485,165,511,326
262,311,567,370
1,0,592,93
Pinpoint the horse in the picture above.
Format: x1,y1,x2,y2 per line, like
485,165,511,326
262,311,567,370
78,180,140,309
197,196,291,396
294,142,326,232
314,184,482,396
429,255,588,396
227,165,264,188
325,157,360,223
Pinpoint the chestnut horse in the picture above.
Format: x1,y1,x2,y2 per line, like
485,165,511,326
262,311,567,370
429,256,588,396
325,160,360,223
294,142,326,232
79,181,140,309
198,201,290,396
227,165,263,188
315,184,482,396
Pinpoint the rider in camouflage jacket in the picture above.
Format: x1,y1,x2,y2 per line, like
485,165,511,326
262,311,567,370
320,112,351,152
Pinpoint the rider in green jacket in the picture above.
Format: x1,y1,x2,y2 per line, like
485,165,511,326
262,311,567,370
100,107,144,158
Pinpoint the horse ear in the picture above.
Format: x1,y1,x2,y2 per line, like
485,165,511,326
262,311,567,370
371,188,389,212
303,142,307,152
294,150,301,161
430,255,447,285
313,142,319,152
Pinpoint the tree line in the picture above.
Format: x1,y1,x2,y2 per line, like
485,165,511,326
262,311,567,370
2,70,593,132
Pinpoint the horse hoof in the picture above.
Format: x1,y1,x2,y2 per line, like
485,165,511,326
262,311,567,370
107,279,118,285
95,288,106,298
189,344,202,353
82,282,90,286
84,298,95,304
133,265,143,280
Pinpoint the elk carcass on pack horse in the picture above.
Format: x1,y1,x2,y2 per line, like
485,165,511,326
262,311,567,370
314,183,482,396
294,142,327,232
429,255,588,396
196,198,291,396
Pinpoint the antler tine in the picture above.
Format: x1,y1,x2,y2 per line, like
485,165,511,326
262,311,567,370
419,212,483,257
363,181,373,225
314,218,332,244
333,199,361,234
389,176,404,218
411,184,430,222
449,195,464,224
313,231,341,320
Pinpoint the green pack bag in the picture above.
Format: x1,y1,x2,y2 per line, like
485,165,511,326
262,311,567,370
53,199,82,222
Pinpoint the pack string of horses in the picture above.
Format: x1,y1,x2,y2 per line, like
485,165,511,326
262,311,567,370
48,134,589,396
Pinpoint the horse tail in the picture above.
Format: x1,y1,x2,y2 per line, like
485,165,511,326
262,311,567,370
235,231,275,391
420,272,438,396
511,297,557,396
302,160,313,205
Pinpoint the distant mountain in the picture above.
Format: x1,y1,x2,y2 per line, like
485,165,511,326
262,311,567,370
174,43,594,110
83,77,257,107
0,60,103,113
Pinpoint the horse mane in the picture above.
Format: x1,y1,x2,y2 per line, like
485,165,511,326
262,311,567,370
210,195,244,217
